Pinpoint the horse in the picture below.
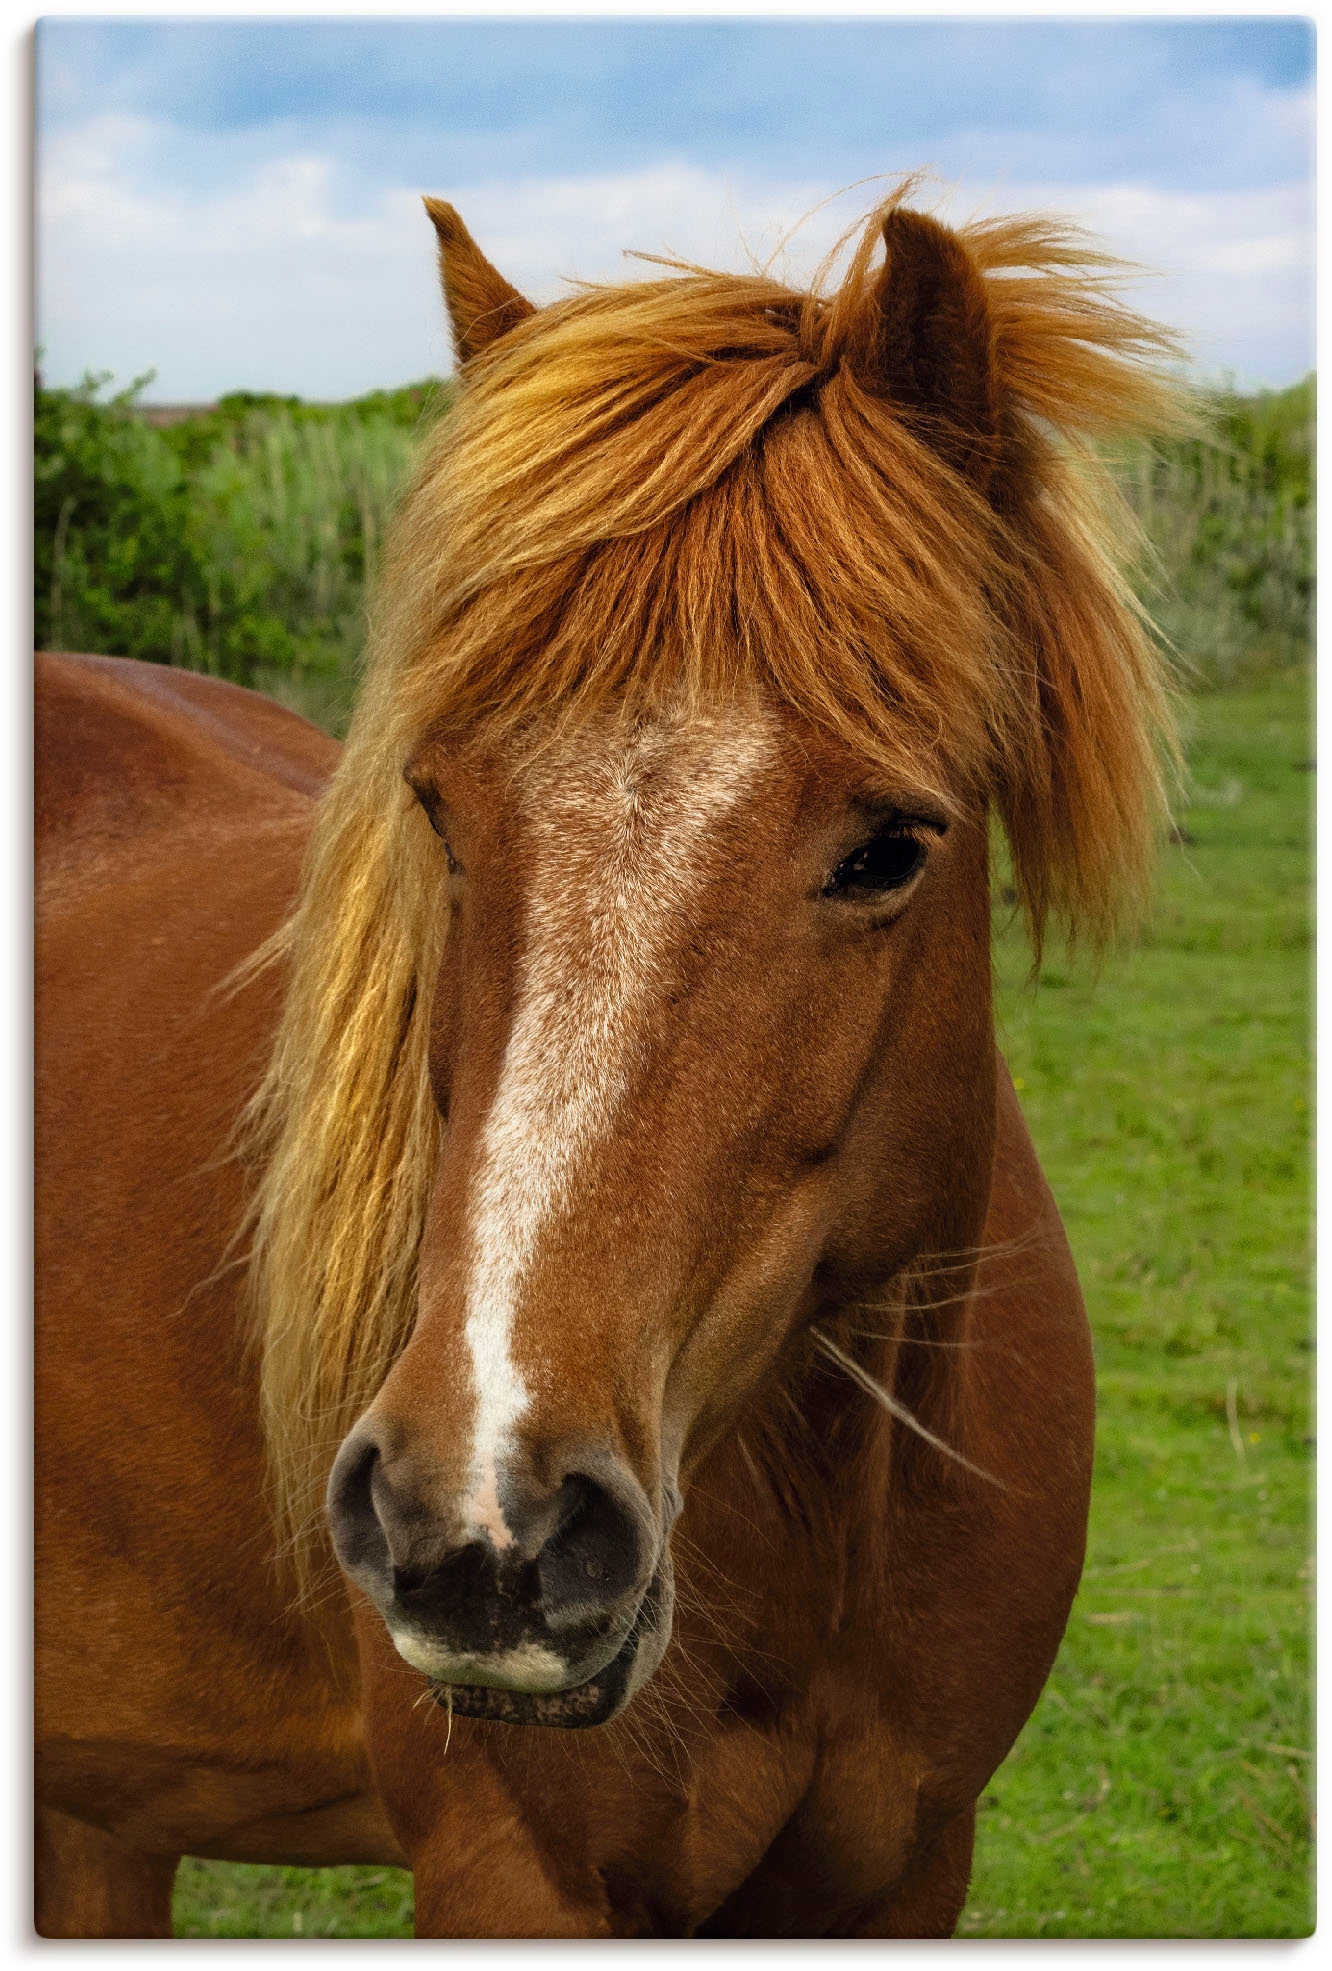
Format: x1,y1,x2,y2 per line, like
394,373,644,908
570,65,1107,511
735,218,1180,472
35,187,1187,1937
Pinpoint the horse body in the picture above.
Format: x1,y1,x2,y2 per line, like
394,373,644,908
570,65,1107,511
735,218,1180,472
35,653,1092,1936
35,188,1184,1935
35,655,402,1931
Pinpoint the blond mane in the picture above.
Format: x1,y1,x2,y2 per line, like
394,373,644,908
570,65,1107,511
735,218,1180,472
247,189,1192,1595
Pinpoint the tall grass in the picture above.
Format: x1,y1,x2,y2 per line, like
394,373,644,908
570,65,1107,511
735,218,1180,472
35,377,445,731
34,371,1312,731
1117,377,1314,684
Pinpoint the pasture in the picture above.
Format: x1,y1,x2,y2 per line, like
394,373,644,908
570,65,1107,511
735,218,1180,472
169,670,1313,1939
963,672,1313,1938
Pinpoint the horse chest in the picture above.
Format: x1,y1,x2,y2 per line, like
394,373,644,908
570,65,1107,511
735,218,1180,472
577,1707,920,1937
407,1663,920,1937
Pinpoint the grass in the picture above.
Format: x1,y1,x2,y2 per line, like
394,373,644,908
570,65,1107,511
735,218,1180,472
173,1863,413,1940
961,671,1314,1938
172,671,1313,1939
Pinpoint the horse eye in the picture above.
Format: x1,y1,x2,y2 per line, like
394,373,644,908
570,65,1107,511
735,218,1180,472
824,827,926,898
405,774,459,872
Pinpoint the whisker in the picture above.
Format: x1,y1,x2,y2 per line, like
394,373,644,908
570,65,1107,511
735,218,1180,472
847,1326,981,1349
810,1329,1006,1490
685,1486,781,1558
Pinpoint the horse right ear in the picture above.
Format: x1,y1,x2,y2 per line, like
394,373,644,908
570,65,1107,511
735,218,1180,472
423,199,535,364
849,206,1000,494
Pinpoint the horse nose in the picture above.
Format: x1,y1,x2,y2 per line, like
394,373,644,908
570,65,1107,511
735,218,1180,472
326,1427,653,1637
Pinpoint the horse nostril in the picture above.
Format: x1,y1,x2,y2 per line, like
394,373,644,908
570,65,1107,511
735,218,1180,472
326,1432,390,1578
537,1470,646,1622
327,1430,655,1664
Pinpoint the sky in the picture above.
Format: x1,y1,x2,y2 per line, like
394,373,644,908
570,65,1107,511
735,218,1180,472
34,13,1316,401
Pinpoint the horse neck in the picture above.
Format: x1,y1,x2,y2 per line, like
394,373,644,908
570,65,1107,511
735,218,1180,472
676,1252,982,1689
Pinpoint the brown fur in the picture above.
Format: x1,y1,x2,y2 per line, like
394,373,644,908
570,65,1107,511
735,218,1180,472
37,186,1183,1934
423,198,536,360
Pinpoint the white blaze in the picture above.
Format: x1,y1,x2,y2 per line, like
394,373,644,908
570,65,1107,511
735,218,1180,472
459,710,775,1547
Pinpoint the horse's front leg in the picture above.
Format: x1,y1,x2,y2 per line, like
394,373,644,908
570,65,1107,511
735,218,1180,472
411,1819,614,1941
845,1805,976,1938
353,1600,614,1938
34,1806,179,1939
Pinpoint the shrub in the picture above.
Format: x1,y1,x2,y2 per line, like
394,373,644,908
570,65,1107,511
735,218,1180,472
1116,377,1314,683
34,372,451,714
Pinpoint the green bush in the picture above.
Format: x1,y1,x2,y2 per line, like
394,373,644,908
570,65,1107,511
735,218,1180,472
35,372,199,665
34,373,450,720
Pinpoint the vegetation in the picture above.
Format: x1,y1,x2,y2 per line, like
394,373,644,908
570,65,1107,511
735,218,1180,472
961,673,1314,1937
35,374,449,732
1119,376,1314,684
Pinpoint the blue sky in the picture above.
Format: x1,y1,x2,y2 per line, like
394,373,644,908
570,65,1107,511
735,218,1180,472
35,14,1316,399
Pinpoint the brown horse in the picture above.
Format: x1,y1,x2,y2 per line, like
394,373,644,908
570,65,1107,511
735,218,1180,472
35,188,1187,1937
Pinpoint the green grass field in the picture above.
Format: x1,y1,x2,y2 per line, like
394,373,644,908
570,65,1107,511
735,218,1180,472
172,670,1313,1939
961,672,1314,1938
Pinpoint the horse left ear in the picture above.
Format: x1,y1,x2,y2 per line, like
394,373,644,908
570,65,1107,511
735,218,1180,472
850,207,1000,493
423,198,535,364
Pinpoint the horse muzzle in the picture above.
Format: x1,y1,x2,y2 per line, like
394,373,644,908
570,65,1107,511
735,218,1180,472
425,1557,675,1729
326,1427,677,1728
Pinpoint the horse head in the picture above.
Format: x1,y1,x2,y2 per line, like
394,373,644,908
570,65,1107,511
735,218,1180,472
329,708,1001,1724
254,191,1183,1727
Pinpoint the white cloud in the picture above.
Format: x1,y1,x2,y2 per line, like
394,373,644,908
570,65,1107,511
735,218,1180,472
35,115,1312,399
985,178,1315,384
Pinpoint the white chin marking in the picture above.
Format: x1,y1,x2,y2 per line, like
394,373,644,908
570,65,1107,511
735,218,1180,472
459,708,776,1545
390,1630,572,1693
